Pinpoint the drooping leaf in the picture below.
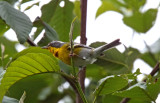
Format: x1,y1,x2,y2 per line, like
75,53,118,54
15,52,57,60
0,36,17,68
33,0,60,39
94,75,128,96
38,22,59,46
35,0,80,42
0,1,32,43
0,53,60,102
50,0,80,42
123,9,158,33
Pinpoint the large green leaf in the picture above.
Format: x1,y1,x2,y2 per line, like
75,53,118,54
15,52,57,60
0,1,32,43
7,74,58,103
123,9,158,33
0,53,60,102
94,75,128,96
12,47,54,61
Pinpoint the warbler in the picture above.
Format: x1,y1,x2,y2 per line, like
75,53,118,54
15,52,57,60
42,39,121,67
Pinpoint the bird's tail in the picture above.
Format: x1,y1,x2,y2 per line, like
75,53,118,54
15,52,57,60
93,39,121,57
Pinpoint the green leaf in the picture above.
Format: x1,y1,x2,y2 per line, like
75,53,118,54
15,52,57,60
146,78,160,100
96,0,123,18
123,9,158,33
86,64,107,80
140,52,157,67
0,19,9,36
38,22,59,46
0,36,17,68
33,0,60,39
94,75,128,96
0,1,32,43
113,82,155,102
124,0,146,10
124,47,141,69
37,0,80,42
140,39,160,67
41,0,60,23
102,95,122,103
0,53,60,102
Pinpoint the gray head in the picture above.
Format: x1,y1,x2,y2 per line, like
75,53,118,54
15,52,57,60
42,41,65,49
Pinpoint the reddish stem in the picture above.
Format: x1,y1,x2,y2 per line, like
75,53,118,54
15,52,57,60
76,0,88,103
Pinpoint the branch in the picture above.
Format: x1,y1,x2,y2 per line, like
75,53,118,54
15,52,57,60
77,0,88,102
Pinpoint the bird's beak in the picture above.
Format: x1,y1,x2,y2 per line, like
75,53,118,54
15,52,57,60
42,46,49,49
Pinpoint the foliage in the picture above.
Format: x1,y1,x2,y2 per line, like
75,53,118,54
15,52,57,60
0,0,160,103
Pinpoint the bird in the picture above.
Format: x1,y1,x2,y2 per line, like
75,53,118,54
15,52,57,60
42,39,121,67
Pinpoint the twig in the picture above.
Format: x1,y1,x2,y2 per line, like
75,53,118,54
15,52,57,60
120,98,130,103
27,38,37,46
